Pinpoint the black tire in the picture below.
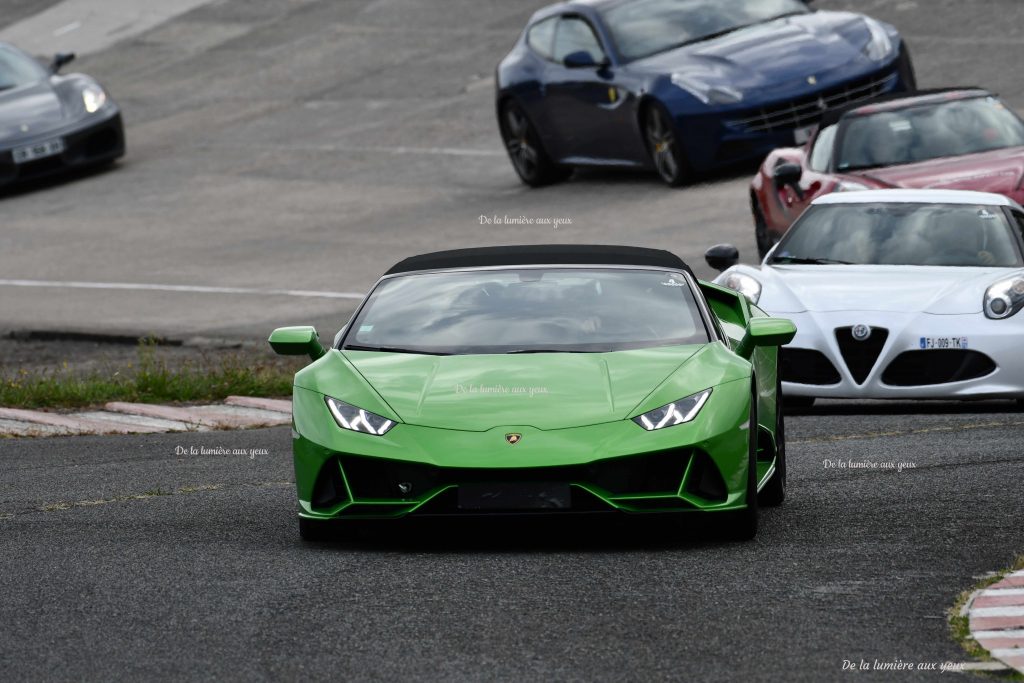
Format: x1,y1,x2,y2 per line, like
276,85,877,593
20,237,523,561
753,198,772,260
725,383,759,540
758,374,787,507
499,101,571,187
897,44,918,91
784,395,816,410
642,102,692,187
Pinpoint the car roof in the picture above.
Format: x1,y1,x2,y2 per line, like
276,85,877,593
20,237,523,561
385,245,693,275
819,88,991,128
812,189,1021,208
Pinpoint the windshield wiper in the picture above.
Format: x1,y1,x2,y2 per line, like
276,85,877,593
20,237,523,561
343,344,450,356
771,256,855,265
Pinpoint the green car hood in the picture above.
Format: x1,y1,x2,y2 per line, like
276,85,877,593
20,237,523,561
346,346,702,431
297,345,725,431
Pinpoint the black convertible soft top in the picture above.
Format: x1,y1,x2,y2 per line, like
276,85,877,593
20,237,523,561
385,244,694,276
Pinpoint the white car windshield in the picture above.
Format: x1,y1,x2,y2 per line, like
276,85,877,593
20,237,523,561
770,203,1024,267
342,268,710,355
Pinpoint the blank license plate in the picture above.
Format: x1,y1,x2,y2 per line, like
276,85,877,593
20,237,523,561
919,336,968,350
12,138,65,164
458,482,570,510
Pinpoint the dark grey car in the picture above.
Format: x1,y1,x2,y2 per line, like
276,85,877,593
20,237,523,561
0,42,124,188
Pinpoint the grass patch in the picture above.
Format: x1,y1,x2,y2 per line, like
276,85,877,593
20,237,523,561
1,340,300,409
949,554,1024,679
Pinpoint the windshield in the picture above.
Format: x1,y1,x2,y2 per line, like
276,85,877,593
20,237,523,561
0,46,45,92
770,203,1024,267
342,268,710,355
601,0,809,62
837,97,1024,171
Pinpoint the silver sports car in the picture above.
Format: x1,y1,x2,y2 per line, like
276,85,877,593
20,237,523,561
707,189,1024,406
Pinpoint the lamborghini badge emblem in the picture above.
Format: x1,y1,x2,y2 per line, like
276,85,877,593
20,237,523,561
505,433,522,445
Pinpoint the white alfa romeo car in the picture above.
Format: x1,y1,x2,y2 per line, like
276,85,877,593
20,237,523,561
705,189,1024,406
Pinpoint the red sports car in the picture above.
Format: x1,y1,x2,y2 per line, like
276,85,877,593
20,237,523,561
749,89,1024,257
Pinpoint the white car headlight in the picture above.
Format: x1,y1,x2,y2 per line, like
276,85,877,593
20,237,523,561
633,389,712,431
984,275,1024,319
721,272,762,304
671,74,743,105
835,180,870,192
863,19,893,62
325,396,395,435
82,84,107,113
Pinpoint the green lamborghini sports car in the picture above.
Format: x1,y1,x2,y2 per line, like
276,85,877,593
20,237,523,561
269,245,796,541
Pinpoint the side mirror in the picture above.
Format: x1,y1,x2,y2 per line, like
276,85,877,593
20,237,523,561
704,243,740,272
269,326,326,361
563,50,604,69
772,162,803,188
736,317,797,358
50,52,75,74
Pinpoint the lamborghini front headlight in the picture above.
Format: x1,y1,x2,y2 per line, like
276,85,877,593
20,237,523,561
633,389,712,431
325,396,395,435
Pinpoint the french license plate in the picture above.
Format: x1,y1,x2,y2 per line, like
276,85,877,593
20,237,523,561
919,336,968,350
458,482,570,510
793,125,815,145
12,137,65,164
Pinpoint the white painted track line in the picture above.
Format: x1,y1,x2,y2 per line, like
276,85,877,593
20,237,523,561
0,279,363,300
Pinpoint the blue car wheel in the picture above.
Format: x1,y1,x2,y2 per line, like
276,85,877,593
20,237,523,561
643,103,691,187
499,101,571,187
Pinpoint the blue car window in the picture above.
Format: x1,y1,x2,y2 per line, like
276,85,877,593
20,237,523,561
527,17,557,60
553,17,605,65
602,0,809,62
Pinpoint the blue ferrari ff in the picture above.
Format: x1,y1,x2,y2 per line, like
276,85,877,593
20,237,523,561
496,0,915,187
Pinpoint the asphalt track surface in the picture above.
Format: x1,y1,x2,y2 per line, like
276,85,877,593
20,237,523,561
2,1,1024,680
2,0,1024,340
1,406,1022,681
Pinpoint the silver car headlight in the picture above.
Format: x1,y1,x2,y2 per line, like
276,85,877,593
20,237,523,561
633,389,713,431
82,84,107,113
671,74,743,105
984,275,1024,319
721,272,762,304
863,19,893,62
325,396,395,435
